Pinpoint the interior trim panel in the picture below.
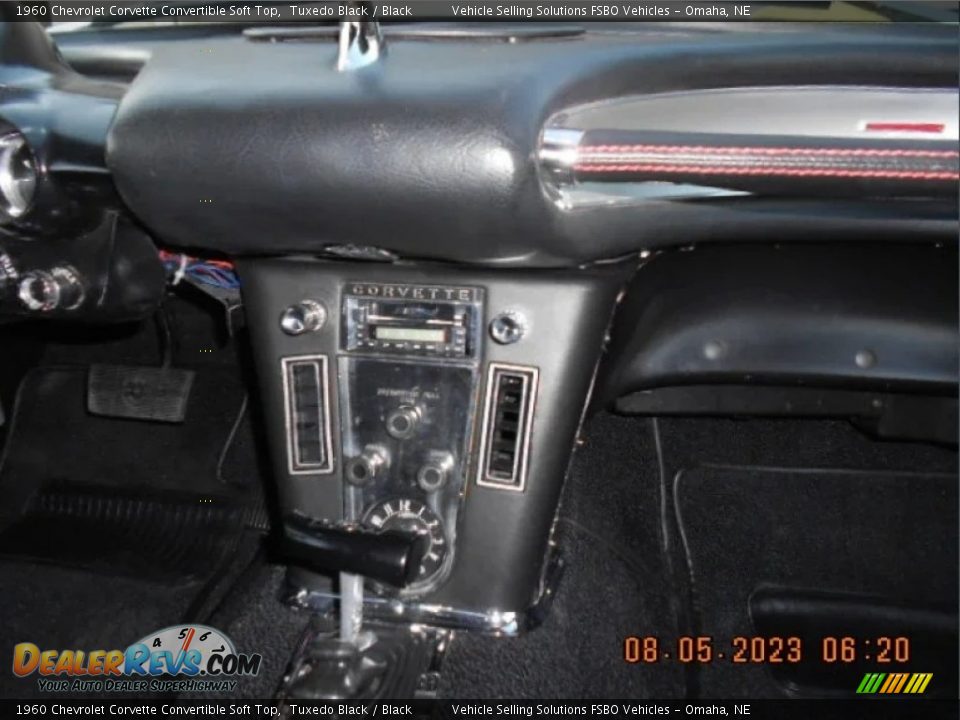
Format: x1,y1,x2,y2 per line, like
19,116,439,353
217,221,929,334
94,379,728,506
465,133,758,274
239,257,629,614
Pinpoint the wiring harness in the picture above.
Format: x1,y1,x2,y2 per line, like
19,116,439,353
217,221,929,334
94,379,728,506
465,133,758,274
159,250,239,290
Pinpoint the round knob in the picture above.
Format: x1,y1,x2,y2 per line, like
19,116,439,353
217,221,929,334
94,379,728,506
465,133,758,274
280,299,326,336
385,405,422,440
417,452,455,493
345,444,390,486
489,311,527,345
18,266,84,312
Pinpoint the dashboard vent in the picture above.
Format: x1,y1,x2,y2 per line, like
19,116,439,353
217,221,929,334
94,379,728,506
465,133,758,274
477,363,539,492
282,355,334,475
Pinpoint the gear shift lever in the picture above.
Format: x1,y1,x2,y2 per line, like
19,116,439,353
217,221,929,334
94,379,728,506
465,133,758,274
278,515,437,700
281,514,430,588
281,514,430,647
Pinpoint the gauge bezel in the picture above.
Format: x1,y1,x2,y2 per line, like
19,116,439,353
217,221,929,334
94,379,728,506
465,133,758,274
362,496,449,590
0,131,39,221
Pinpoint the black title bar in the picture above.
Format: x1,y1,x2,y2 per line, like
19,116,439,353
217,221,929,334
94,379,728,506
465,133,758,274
8,1,958,23
1,699,959,717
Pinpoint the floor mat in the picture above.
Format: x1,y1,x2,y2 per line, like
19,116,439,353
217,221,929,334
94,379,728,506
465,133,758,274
0,365,269,699
675,464,958,699
0,485,259,582
0,366,265,578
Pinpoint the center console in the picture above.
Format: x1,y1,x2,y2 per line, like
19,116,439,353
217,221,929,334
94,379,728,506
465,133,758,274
240,258,628,632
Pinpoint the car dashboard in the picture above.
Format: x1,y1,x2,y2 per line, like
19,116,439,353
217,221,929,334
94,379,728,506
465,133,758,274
0,12,956,705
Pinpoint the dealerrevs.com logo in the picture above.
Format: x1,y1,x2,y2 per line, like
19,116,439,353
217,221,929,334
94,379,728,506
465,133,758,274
13,625,262,693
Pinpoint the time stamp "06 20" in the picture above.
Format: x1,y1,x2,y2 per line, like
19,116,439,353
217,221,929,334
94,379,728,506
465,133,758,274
623,636,911,664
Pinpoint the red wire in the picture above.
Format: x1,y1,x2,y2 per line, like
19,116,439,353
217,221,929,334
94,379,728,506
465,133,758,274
157,249,235,269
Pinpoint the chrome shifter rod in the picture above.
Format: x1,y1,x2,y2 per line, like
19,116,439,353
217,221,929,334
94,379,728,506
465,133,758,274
339,571,364,645
280,512,429,646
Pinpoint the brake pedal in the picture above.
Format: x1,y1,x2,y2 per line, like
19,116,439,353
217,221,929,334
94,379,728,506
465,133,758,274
87,364,195,423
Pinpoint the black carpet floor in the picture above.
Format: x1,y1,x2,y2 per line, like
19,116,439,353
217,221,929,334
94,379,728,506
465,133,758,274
677,464,957,699
440,413,958,700
440,412,683,699
657,417,957,699
184,562,313,700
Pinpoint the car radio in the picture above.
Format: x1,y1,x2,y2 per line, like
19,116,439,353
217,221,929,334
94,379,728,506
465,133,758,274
342,282,480,358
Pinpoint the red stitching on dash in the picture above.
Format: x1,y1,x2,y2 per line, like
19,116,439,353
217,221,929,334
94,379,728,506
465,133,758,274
578,145,960,158
573,164,959,180
864,122,945,134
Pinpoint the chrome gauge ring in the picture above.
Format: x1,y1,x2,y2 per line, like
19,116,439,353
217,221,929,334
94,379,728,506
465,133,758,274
0,132,37,219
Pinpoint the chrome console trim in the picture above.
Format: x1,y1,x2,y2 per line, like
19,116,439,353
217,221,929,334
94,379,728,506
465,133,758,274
285,548,564,637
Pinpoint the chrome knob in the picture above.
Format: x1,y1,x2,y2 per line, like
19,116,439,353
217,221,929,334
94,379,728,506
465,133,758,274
489,311,527,345
385,405,422,440
417,451,455,493
18,266,84,312
280,299,326,336
345,444,390,486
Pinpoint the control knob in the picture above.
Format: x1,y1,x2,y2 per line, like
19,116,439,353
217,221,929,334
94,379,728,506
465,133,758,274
18,266,84,312
417,451,455,493
345,444,391,486
489,310,527,345
280,299,326,336
385,405,422,440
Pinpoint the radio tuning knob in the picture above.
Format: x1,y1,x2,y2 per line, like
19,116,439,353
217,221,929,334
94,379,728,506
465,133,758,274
280,299,326,336
489,310,527,345
345,444,390,486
